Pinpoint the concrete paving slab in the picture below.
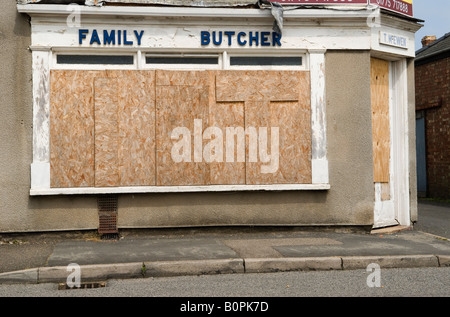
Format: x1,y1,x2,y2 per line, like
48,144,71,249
223,237,342,258
273,232,450,258
47,238,240,266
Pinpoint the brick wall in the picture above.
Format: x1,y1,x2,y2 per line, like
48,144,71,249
415,56,450,199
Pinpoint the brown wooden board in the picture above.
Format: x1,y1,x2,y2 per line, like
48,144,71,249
94,77,119,187
50,70,105,188
50,69,312,188
110,70,156,186
215,70,312,184
155,70,210,186
371,58,391,183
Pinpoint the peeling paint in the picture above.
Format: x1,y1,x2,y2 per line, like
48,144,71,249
32,52,50,163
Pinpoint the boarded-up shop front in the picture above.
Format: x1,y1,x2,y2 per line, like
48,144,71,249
9,0,421,233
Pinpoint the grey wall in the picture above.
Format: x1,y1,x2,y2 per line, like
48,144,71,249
116,51,375,229
0,3,374,232
0,1,99,232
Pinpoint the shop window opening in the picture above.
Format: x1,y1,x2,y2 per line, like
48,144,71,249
146,54,219,65
56,54,134,65
230,56,302,66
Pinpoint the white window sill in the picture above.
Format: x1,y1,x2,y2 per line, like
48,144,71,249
30,184,330,196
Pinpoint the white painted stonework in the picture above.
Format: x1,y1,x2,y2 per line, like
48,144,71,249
18,4,419,196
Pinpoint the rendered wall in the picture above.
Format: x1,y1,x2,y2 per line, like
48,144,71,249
0,1,99,232
1,2,375,231
116,51,375,228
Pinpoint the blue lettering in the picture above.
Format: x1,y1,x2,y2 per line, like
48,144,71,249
90,29,101,45
261,32,270,46
272,32,282,46
79,29,89,45
249,32,258,46
224,31,235,46
123,30,133,45
212,31,222,45
134,30,144,46
201,31,210,46
237,32,247,46
103,30,115,45
199,31,282,47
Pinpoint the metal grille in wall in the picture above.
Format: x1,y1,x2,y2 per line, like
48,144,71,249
97,195,118,235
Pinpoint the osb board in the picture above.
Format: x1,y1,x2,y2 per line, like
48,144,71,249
371,58,390,183
94,77,119,187
109,70,156,187
51,69,312,188
50,70,156,188
209,101,246,185
216,71,312,185
215,70,305,102
50,70,105,188
155,70,211,186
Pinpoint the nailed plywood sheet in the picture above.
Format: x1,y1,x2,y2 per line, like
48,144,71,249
270,101,311,183
216,70,312,185
216,70,301,102
94,77,119,187
156,70,210,186
209,102,246,185
50,70,105,188
110,70,156,186
51,70,156,188
50,69,312,188
371,58,390,183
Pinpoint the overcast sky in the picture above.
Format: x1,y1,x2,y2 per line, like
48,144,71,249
413,0,450,50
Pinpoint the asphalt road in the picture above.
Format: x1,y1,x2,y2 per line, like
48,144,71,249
415,200,450,239
0,267,448,298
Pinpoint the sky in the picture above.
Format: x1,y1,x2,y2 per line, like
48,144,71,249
413,0,450,50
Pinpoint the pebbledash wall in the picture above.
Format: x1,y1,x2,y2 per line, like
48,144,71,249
0,0,421,232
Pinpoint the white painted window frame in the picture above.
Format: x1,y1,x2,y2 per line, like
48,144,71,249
52,49,138,70
30,47,329,195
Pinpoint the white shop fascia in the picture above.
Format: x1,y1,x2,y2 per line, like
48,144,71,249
17,4,420,195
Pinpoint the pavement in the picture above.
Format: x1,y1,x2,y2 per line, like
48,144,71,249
1,220,450,285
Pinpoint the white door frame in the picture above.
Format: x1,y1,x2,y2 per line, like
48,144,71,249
390,59,411,226
373,58,410,228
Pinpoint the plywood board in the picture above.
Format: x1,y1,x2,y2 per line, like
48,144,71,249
94,77,119,187
270,101,311,184
50,70,105,188
215,70,312,185
110,70,156,186
371,58,390,183
50,69,312,188
209,101,246,185
215,70,301,102
155,70,210,186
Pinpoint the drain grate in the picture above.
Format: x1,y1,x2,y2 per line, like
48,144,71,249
98,195,118,235
58,281,106,290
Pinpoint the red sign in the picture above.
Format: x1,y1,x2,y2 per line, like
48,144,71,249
269,0,414,18
274,0,368,4
370,0,413,17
